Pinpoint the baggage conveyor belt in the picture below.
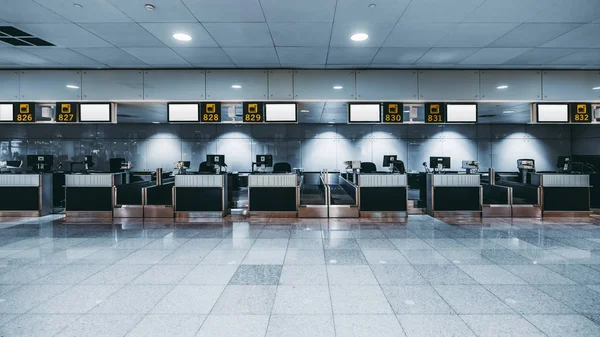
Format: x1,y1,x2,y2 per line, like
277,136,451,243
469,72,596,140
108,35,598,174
329,184,355,205
300,184,326,205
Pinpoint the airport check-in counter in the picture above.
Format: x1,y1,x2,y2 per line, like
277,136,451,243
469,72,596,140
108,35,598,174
358,173,408,217
298,172,328,218
113,180,157,218
531,173,591,216
495,180,542,217
0,174,53,216
481,183,512,217
426,174,481,217
65,173,123,217
248,173,298,217
174,174,229,218
326,172,359,218
143,179,175,218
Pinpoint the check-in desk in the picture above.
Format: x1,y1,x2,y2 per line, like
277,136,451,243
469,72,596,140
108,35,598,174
426,174,481,217
481,184,512,217
248,173,298,217
143,180,174,218
358,173,408,218
0,174,53,216
65,173,123,217
531,173,591,217
174,174,229,218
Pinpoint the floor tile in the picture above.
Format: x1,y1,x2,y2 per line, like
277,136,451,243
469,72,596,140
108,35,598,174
390,239,431,250
200,250,248,265
55,314,143,337
334,315,405,337
215,238,256,250
485,285,575,314
287,238,323,250
436,249,492,265
0,284,70,314
266,315,335,337
0,314,79,337
356,239,397,250
125,314,206,337
91,285,173,314
324,249,367,265
116,249,172,265
178,239,223,250
382,285,453,314
141,238,189,250
30,284,122,314
537,285,600,313
461,314,546,337
242,249,286,265
323,239,360,250
457,265,527,284
525,314,600,337
284,249,325,265
74,249,137,265
258,230,291,239
399,249,450,265
500,264,577,285
329,285,393,314
279,265,328,285
414,265,477,285
543,264,600,284
180,265,238,285
211,285,277,314
196,315,269,337
362,249,410,265
272,285,331,314
327,265,378,285
480,249,533,265
156,248,210,265
370,265,428,285
131,264,194,285
0,264,63,284
80,265,150,285
434,285,515,314
422,238,467,249
251,239,289,249
229,265,282,285
398,314,476,337
151,285,225,314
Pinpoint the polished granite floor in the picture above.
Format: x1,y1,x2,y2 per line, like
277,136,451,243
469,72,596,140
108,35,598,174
0,215,599,336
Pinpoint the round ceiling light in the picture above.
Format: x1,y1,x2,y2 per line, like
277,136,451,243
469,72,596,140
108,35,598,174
497,85,508,89
145,4,155,11
231,84,242,89
350,33,369,41
73,3,83,8
333,85,343,90
66,84,79,89
368,4,376,8
173,33,192,41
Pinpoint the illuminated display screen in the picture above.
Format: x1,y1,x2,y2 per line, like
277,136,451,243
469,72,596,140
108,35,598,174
570,103,591,123
56,103,77,123
0,104,13,121
265,103,297,122
425,103,444,123
168,103,199,122
243,102,263,123
382,103,402,123
446,104,477,123
201,102,221,122
14,103,35,123
348,104,381,123
80,103,111,122
537,104,568,122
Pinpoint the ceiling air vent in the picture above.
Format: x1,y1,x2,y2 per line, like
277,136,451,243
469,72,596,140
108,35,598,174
478,114,495,118
0,26,54,47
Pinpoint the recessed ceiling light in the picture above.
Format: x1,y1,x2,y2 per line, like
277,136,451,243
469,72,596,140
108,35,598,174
333,85,343,90
145,3,155,11
350,33,369,41
231,84,242,89
66,84,79,89
173,33,192,41
73,3,83,9
300,109,309,113
497,85,508,89
503,110,515,114
593,86,600,90
152,121,160,124
368,4,376,8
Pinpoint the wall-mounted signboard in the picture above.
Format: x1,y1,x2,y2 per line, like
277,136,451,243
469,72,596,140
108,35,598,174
570,103,591,123
382,103,403,123
80,103,112,122
168,103,200,122
425,103,444,123
56,103,77,123
265,103,297,123
243,102,263,123
201,102,221,122
537,103,569,123
348,103,381,123
446,103,477,123
14,103,35,123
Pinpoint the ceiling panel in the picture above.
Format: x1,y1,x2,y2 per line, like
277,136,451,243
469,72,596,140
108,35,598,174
504,48,580,65
223,47,280,65
401,0,485,23
436,23,519,48
0,0,66,23
416,48,479,64
460,48,531,64
16,23,112,48
465,0,558,23
141,23,218,48
173,48,234,66
334,0,410,23
552,49,600,65
73,47,147,66
0,48,55,66
81,23,164,47
528,0,600,23
327,47,379,65
488,23,581,48
108,0,196,22
276,47,327,64
124,47,191,66
37,0,131,23
269,23,332,47
384,23,457,47
182,0,265,22
260,0,337,23
330,22,396,47
371,48,429,64
18,47,104,66
541,24,600,48
204,23,273,47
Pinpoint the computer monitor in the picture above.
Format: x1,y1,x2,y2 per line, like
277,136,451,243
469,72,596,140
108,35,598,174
557,156,571,172
383,155,398,168
181,161,191,169
256,155,273,168
206,155,225,166
429,156,451,170
26,155,54,173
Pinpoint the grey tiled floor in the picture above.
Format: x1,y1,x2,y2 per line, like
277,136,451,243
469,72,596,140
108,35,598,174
0,215,599,336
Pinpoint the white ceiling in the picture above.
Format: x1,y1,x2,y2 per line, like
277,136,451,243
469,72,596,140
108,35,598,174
1,0,600,69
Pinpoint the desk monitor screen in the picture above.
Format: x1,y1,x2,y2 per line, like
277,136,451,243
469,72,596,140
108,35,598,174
256,155,273,167
182,161,191,169
206,155,225,166
429,156,450,169
557,156,570,170
383,155,398,167
26,155,54,172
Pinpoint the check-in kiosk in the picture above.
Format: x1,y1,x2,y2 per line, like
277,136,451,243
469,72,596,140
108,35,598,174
248,173,298,217
174,174,229,218
0,174,53,216
65,173,124,217
531,173,590,217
